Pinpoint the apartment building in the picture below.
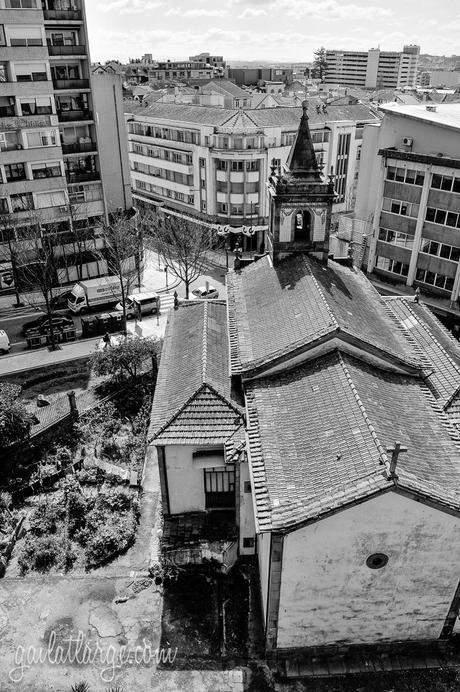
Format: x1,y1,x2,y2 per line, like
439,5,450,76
127,56,228,85
0,0,132,289
354,103,460,315
324,46,420,89
126,99,378,247
189,52,226,76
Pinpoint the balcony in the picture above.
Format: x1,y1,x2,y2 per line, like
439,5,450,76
57,109,93,122
66,171,99,184
62,140,96,155
53,78,90,90
43,9,83,21
47,44,86,56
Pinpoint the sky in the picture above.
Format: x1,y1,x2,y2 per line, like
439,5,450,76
84,0,460,64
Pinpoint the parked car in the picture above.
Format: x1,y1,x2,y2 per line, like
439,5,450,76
0,329,10,354
22,313,74,336
50,290,73,312
191,285,219,300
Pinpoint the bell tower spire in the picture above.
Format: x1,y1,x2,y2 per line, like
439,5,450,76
267,100,335,265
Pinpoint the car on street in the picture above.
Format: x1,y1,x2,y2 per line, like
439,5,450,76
0,329,10,354
22,313,74,336
191,285,219,300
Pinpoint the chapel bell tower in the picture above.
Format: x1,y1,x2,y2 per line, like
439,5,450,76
267,101,335,264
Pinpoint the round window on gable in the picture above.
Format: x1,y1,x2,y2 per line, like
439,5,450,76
366,553,389,570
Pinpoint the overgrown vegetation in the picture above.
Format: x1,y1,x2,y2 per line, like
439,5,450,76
90,335,159,383
0,383,33,448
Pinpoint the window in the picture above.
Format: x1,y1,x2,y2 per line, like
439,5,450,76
4,163,26,182
382,197,419,218
230,182,244,194
243,537,255,549
0,63,9,83
10,192,33,212
26,130,57,148
8,26,43,47
231,205,243,215
20,97,52,115
244,481,251,494
231,161,243,172
431,174,460,193
5,0,38,7
217,202,228,213
375,256,409,277
199,157,205,168
217,160,227,171
15,62,47,82
246,160,259,172
34,190,66,209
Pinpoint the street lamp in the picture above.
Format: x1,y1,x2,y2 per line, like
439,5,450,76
164,265,168,290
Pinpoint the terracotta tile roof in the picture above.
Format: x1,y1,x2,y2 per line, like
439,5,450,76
149,302,244,444
386,297,460,408
227,255,421,376
247,351,460,532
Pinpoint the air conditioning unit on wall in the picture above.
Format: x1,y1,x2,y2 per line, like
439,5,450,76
403,137,413,147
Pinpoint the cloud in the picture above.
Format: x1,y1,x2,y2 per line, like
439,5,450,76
238,7,267,17
166,7,226,16
100,0,163,13
229,0,393,19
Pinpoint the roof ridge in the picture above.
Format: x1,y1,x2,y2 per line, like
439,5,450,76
245,386,272,532
202,300,208,382
338,354,391,474
204,381,245,418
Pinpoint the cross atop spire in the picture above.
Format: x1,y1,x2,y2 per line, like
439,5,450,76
286,100,322,180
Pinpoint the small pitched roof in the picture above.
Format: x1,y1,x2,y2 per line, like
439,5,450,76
149,302,244,445
286,101,321,179
227,254,421,377
247,351,460,532
202,79,248,99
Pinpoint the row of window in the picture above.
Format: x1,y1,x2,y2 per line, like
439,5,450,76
386,166,425,186
426,206,460,229
415,268,454,292
0,160,62,183
131,162,193,187
382,197,419,218
129,122,199,145
420,238,460,263
431,174,460,194
131,143,193,166
134,178,194,206
378,228,414,249
375,256,409,277
0,129,58,151
0,189,67,214
217,160,260,172
216,202,259,216
215,135,263,150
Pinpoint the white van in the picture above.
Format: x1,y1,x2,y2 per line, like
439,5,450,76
0,329,10,355
115,292,161,319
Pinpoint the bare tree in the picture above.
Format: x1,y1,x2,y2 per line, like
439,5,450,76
143,210,212,299
96,210,143,327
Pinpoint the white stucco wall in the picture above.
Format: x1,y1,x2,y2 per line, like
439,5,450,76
258,531,272,623
239,461,256,555
277,491,460,649
165,445,228,514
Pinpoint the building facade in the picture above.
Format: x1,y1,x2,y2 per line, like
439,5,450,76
354,103,460,315
0,0,133,290
324,45,420,89
126,100,378,242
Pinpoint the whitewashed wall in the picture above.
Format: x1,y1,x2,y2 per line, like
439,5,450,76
277,492,460,648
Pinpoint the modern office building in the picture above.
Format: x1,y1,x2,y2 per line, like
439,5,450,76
126,99,378,248
0,0,133,289
324,46,420,89
354,103,460,316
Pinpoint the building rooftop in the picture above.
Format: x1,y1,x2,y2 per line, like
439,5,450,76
149,301,244,445
247,350,460,532
227,255,421,377
379,103,460,131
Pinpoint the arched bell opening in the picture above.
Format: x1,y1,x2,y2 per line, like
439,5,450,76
293,209,312,242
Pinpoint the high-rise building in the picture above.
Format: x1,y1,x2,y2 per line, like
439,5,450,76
354,103,460,317
324,46,420,89
0,0,132,289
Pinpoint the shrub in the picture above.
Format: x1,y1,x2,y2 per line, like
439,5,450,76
97,486,131,512
29,503,63,536
18,534,64,574
85,512,136,566
67,490,87,536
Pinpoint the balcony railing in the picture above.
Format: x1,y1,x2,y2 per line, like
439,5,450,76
43,9,83,20
52,78,89,90
62,141,96,155
66,171,100,184
47,44,86,56
57,109,93,122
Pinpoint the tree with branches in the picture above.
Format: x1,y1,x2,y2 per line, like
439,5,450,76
313,47,329,82
0,383,33,448
96,210,143,327
143,210,212,299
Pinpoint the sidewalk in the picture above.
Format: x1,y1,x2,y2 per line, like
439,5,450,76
0,308,171,377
